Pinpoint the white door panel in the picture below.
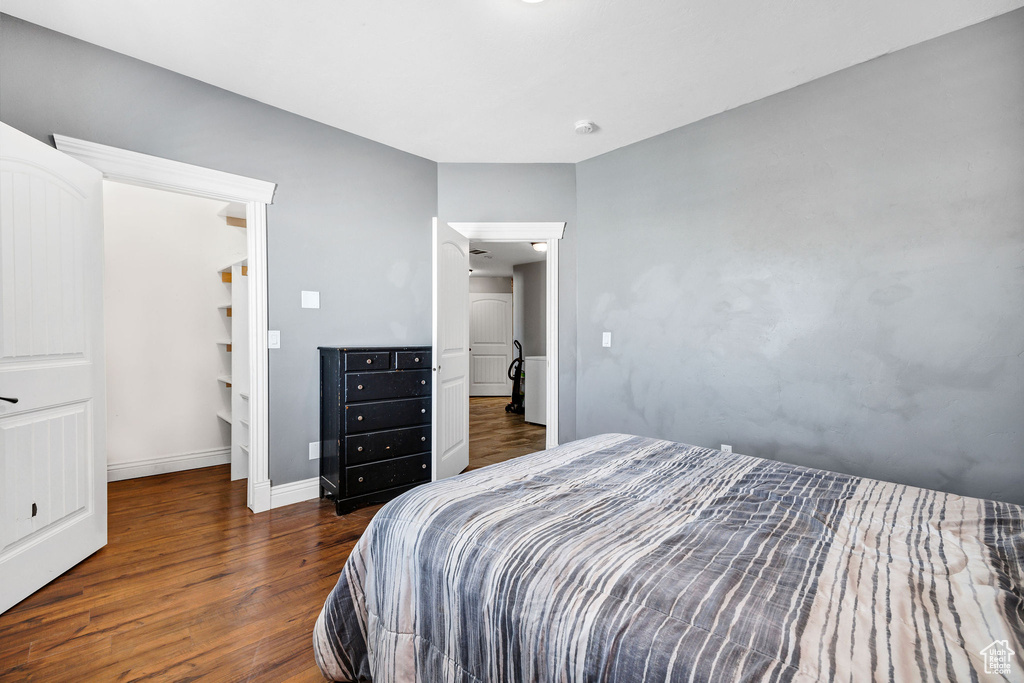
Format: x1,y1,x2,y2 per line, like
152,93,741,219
469,293,513,397
431,218,469,480
0,123,106,613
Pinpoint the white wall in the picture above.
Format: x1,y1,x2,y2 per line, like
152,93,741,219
103,181,246,477
512,260,546,357
469,276,512,293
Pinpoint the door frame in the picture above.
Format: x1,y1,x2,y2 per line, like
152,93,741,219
448,221,564,448
53,135,277,513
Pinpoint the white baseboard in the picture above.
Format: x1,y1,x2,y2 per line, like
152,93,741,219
107,447,231,482
270,477,320,509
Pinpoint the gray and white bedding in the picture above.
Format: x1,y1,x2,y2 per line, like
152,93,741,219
314,433,1024,682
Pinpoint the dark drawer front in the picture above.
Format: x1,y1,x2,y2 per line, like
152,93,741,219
345,397,430,434
346,452,430,497
345,369,430,402
345,351,391,372
346,425,431,465
396,350,431,370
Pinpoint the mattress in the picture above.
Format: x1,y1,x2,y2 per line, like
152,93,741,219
314,433,1024,682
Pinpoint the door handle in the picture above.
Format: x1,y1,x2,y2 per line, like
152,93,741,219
0,396,18,404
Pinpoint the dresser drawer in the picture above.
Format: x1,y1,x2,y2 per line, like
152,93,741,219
346,452,430,497
396,350,431,369
345,397,430,433
346,425,431,465
345,369,430,402
345,351,391,371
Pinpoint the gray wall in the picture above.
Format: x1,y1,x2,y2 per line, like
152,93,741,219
512,261,546,357
469,276,512,294
575,9,1024,504
0,15,438,486
438,164,577,443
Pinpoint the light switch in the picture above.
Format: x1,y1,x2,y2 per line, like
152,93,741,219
309,441,319,460
602,332,612,347
301,290,320,309
268,330,281,349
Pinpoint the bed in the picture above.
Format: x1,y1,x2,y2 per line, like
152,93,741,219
313,433,1024,682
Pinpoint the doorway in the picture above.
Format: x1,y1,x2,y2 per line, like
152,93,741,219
432,220,564,480
53,134,276,512
102,182,250,483
466,241,547,470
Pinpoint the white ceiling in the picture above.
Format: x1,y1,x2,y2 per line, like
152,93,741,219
4,0,1021,163
470,241,546,278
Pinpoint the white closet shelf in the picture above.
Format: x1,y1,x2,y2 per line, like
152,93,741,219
239,444,250,455
217,375,232,386
240,392,249,400
216,411,232,424
239,418,250,428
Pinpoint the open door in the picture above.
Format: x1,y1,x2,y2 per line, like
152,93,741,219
431,218,469,480
0,123,107,613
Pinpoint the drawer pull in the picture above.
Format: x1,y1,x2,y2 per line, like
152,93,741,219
358,477,364,483
357,446,364,452
414,357,420,362
421,436,426,442
357,416,363,421
366,358,373,364
385,446,391,450
357,384,364,390
422,464,427,469
420,380,426,385
421,408,426,414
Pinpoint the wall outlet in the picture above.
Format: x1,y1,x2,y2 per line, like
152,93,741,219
602,331,612,347
309,441,319,460
268,330,280,348
301,290,320,309
720,444,733,453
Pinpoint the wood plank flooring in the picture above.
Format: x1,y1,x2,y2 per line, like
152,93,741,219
467,396,547,470
0,399,545,681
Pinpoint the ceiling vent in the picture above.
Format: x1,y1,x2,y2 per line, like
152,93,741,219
469,248,489,255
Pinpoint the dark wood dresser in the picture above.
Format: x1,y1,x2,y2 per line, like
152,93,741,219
319,346,432,515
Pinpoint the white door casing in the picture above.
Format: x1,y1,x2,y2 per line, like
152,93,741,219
469,292,513,397
432,218,470,480
447,222,564,449
51,135,276,513
0,123,107,613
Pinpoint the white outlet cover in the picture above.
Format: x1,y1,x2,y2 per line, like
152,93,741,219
602,332,612,347
721,444,733,453
309,441,319,460
301,290,320,309
268,330,281,348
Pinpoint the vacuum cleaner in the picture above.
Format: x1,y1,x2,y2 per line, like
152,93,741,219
505,340,525,414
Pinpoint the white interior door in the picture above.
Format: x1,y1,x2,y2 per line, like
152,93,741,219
469,293,513,397
431,218,469,480
0,123,107,613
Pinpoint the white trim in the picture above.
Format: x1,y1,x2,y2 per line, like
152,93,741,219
447,221,561,449
545,238,559,448
448,221,565,241
269,477,320,509
53,135,276,203
107,448,230,482
54,135,276,513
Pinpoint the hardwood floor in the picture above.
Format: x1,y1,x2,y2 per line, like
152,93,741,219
0,401,544,681
467,396,547,470
0,466,374,682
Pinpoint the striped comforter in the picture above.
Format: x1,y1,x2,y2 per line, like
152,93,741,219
313,433,1024,682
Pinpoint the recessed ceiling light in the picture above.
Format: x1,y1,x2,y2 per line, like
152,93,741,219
522,0,546,3
532,242,548,252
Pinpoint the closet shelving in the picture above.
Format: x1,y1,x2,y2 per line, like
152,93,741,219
218,255,251,481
